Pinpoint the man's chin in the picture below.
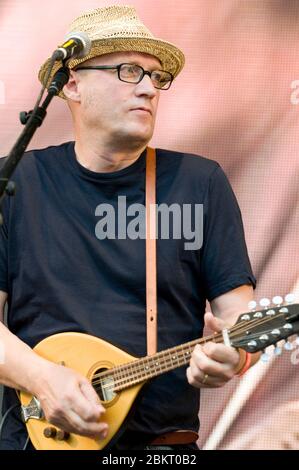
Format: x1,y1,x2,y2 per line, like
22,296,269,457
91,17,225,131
116,128,154,146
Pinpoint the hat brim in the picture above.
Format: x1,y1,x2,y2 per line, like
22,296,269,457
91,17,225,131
38,37,185,99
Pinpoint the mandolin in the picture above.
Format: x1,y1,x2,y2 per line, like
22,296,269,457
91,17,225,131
19,299,299,450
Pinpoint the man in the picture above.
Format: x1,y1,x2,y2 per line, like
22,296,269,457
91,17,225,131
0,5,256,450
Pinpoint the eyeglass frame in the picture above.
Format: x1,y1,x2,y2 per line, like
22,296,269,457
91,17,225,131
74,63,174,90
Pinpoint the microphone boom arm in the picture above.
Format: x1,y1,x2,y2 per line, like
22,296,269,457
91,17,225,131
0,66,70,225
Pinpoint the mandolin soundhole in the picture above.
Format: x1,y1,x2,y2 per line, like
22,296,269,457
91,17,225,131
92,368,116,402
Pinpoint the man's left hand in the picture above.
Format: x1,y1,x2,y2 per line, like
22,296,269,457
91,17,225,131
186,311,240,388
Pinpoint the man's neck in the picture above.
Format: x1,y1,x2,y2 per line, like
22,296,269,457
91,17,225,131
74,140,147,173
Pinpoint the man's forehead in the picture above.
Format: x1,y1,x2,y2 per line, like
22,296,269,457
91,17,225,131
81,51,162,68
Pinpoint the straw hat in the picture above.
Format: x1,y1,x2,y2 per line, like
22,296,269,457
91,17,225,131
38,5,185,99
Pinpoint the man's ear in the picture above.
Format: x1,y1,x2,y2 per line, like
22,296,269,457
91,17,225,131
63,70,81,102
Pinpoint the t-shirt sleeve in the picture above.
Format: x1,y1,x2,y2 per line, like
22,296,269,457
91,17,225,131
0,160,9,293
200,165,256,301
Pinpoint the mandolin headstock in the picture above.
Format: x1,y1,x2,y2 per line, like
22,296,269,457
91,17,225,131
229,294,299,356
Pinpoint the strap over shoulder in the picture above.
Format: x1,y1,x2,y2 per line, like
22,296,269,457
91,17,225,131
145,147,157,356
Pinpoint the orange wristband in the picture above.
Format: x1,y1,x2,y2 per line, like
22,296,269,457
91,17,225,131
237,351,252,376
234,348,247,375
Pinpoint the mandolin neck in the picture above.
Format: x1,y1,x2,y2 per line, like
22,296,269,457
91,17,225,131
106,334,220,392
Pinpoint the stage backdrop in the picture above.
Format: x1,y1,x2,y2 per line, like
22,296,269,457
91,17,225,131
1,0,299,449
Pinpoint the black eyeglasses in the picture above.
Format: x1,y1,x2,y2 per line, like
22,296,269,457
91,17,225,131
74,63,174,90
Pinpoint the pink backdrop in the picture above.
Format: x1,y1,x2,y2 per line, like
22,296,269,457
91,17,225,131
1,0,299,449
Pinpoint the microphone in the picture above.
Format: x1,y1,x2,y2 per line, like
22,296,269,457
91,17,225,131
52,32,91,61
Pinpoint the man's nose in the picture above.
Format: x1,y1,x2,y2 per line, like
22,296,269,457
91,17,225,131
135,74,157,97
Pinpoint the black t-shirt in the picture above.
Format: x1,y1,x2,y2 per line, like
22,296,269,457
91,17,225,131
0,142,255,449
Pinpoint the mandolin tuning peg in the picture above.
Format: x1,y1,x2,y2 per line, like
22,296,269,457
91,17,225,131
261,351,270,363
284,293,295,304
272,296,283,306
259,298,270,308
274,345,282,356
248,300,257,311
284,341,293,351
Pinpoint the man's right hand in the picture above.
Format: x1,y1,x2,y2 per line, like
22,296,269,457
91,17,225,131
31,360,108,439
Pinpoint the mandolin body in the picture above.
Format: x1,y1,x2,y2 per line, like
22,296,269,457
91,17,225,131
20,332,145,450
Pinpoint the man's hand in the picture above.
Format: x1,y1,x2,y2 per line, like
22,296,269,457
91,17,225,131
32,360,108,439
186,312,240,388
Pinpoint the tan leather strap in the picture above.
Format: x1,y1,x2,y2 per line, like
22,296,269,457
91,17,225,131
146,147,157,356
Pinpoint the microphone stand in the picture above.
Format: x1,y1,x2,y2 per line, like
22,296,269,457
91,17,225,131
0,66,70,225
